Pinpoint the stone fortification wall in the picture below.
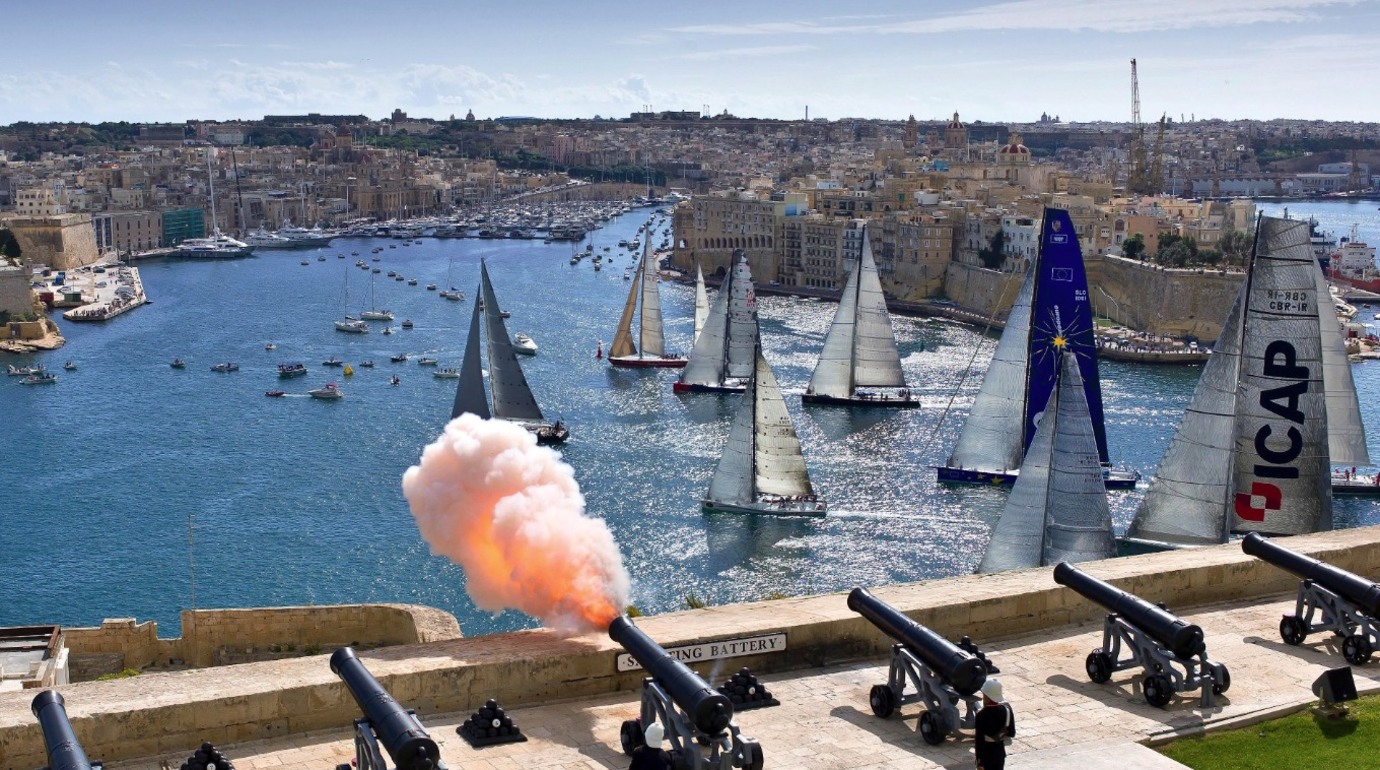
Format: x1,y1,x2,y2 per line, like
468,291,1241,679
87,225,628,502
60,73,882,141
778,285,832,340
1087,256,1244,340
62,604,461,680
942,262,1025,319
5,526,1380,767
2,215,99,271
0,264,32,316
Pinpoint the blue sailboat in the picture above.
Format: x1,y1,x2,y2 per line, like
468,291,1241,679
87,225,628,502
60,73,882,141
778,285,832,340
937,208,1139,489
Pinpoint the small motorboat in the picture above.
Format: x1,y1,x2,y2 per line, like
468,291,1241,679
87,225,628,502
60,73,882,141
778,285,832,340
63,360,76,371
352,252,359,256
360,360,375,368
170,359,186,369
20,372,57,385
387,271,396,277
322,357,344,367
372,256,381,261
426,284,437,291
382,326,394,335
513,333,538,356
390,353,409,363
300,260,310,266
265,390,286,397
308,383,344,400
408,278,418,286
391,375,401,386
372,268,382,274
278,362,308,378
264,342,276,351
210,362,239,373
401,320,414,329
433,368,461,379
317,256,326,262
418,357,438,366
395,275,405,282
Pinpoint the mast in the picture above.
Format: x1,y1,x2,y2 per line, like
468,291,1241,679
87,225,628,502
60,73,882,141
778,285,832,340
205,149,218,236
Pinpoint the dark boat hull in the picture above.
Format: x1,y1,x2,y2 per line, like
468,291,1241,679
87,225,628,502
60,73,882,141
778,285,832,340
610,355,688,369
674,381,746,394
802,392,919,408
935,465,1139,490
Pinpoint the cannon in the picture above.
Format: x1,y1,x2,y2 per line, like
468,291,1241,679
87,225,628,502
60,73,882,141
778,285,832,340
609,616,763,770
31,691,100,770
330,647,446,770
1054,562,1229,708
848,587,990,745
1243,531,1380,665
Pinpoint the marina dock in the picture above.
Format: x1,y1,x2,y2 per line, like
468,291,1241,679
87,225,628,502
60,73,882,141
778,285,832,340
53,262,148,322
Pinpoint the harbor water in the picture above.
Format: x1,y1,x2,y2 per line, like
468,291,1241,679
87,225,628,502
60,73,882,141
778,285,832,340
3,201,1378,636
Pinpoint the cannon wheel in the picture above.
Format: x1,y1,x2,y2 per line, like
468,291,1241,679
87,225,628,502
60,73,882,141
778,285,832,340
619,718,644,756
869,684,897,718
918,709,947,745
1085,650,1114,684
739,738,765,770
1213,663,1231,695
1343,633,1373,666
1143,674,1173,708
1279,616,1308,646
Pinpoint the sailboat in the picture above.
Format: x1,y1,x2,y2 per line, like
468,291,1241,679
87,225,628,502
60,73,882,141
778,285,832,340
608,241,687,368
450,260,568,445
1121,215,1336,552
936,209,1138,490
360,272,394,321
702,344,825,517
333,267,368,334
976,350,1115,572
439,255,464,301
802,226,918,407
694,261,709,345
674,250,758,393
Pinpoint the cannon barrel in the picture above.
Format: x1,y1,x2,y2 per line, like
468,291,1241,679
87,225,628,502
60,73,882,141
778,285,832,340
30,691,93,770
1054,562,1205,659
607,616,734,734
1243,532,1380,617
330,647,440,770
847,587,987,697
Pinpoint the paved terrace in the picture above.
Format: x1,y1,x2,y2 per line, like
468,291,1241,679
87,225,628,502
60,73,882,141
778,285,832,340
4,527,1380,769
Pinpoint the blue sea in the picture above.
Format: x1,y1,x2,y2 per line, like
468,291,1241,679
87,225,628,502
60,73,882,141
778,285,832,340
2,201,1378,637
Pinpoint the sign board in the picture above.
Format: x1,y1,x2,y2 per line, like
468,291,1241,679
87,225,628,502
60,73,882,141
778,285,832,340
615,633,787,673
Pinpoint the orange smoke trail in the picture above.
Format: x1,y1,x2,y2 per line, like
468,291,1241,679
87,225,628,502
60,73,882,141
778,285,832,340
402,413,630,634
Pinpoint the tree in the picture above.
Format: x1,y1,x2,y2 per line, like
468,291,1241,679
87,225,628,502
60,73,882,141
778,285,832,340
978,230,1007,270
1156,234,1196,268
1219,228,1252,268
1122,233,1145,260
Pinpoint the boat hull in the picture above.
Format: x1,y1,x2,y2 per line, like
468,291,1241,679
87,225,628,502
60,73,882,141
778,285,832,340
701,498,827,517
674,381,746,394
610,355,688,369
1332,479,1380,496
936,465,1140,490
1114,536,1198,557
802,392,919,408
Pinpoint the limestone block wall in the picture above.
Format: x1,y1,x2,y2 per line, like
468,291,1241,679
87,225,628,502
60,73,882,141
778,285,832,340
5,527,1380,767
3,216,99,271
1088,256,1244,340
0,266,32,316
941,262,1025,317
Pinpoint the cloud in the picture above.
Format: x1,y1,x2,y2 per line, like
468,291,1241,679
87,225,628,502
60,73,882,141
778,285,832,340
677,45,815,61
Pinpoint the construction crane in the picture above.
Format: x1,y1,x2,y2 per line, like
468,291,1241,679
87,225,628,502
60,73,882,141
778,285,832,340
1126,59,1151,195
1148,114,1166,194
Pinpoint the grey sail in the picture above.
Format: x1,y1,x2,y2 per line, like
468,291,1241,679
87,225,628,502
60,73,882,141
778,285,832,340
451,290,491,420
1229,216,1331,536
946,268,1035,473
752,349,815,498
1124,283,1246,546
725,255,758,380
707,361,757,504
1041,352,1115,565
807,248,860,398
694,263,709,344
681,269,732,386
977,362,1056,573
1314,260,1370,465
851,230,906,387
639,242,666,357
480,261,545,422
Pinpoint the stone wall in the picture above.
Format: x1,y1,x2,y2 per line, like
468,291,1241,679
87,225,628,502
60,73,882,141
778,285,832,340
1087,255,1244,340
0,264,32,316
2,215,99,270
941,262,1025,318
62,604,461,679
5,527,1380,767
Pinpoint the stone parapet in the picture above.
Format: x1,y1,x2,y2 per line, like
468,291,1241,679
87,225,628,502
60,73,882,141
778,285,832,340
2,527,1379,767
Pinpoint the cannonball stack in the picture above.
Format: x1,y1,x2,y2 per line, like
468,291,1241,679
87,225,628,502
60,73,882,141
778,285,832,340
717,667,779,711
180,741,235,770
457,698,528,747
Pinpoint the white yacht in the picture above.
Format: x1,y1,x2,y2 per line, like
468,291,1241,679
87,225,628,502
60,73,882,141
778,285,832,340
174,231,254,259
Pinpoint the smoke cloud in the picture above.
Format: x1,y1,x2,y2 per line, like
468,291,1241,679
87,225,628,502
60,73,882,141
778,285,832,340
403,414,631,635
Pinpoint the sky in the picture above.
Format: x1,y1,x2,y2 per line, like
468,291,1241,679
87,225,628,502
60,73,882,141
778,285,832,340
2,0,1378,125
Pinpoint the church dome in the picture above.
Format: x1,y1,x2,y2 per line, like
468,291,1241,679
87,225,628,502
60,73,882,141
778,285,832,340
999,132,1029,155
947,111,964,129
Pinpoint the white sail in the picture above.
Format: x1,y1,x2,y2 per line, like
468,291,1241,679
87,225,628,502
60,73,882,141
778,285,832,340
481,262,545,422
609,259,641,359
1230,216,1331,536
1042,352,1115,564
977,363,1056,573
852,231,906,387
807,252,860,398
707,363,757,505
694,263,709,344
1314,261,1370,465
752,349,815,498
725,255,758,380
1124,283,1246,546
681,271,732,386
946,269,1035,472
451,293,492,420
639,242,666,357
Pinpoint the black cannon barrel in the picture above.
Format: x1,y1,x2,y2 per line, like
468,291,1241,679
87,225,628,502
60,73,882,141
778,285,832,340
608,616,734,734
1243,532,1380,617
847,587,987,697
30,691,93,770
330,647,440,770
1053,562,1205,659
